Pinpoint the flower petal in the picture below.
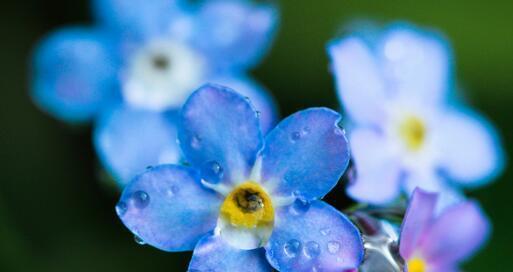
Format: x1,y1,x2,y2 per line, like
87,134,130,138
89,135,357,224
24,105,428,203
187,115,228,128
92,0,182,38
31,27,119,123
435,109,503,186
419,201,490,266
399,188,437,260
346,128,402,204
117,165,221,251
265,201,364,271
188,233,272,272
328,37,387,125
378,25,450,104
178,84,263,185
94,104,181,187
208,75,278,134
192,0,278,70
259,108,349,201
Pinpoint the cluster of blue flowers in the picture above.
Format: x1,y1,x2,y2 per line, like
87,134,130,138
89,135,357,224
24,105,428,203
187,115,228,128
31,1,503,271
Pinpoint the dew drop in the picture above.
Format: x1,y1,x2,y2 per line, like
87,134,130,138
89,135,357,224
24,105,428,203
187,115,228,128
191,135,202,149
284,239,301,258
327,241,341,254
134,235,146,245
304,241,320,259
302,126,311,135
201,161,224,184
320,228,330,236
115,201,127,217
255,110,261,118
166,185,178,198
132,191,150,209
290,131,301,142
290,198,310,215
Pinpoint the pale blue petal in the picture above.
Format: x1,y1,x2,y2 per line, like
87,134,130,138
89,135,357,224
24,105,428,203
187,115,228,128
178,84,263,185
189,233,272,272
31,27,119,123
259,108,349,201
265,201,364,271
117,165,221,252
94,104,181,187
346,128,402,204
328,37,387,126
192,0,278,70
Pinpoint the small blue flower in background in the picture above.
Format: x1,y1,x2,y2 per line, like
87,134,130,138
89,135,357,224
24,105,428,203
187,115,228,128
31,0,279,186
400,188,489,271
116,84,364,271
328,23,504,208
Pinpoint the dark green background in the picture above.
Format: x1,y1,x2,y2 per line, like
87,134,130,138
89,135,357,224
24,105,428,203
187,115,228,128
1,0,512,271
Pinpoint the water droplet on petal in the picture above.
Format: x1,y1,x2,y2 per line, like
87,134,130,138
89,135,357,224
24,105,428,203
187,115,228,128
320,228,330,236
191,135,202,149
255,110,261,118
134,235,146,245
284,239,301,258
327,241,340,254
132,191,150,209
290,131,301,142
115,201,127,217
166,185,178,198
302,126,311,135
201,160,224,184
290,198,310,215
304,241,320,258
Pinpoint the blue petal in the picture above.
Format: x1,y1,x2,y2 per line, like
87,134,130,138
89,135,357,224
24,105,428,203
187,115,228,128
208,74,278,134
378,24,451,104
265,201,364,271
92,0,184,38
434,108,504,186
328,36,387,126
117,165,221,251
259,108,350,201
31,27,119,123
178,84,263,185
189,233,273,272
94,104,181,187
191,0,278,70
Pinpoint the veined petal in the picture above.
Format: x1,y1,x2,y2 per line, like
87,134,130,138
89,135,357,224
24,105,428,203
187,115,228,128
265,201,363,271
192,0,278,70
259,108,350,201
434,108,503,186
399,188,437,260
208,75,278,134
378,24,451,104
178,84,263,186
92,0,183,38
419,201,490,266
346,128,402,204
117,165,221,252
94,104,181,187
328,37,387,125
31,27,119,123
188,233,272,272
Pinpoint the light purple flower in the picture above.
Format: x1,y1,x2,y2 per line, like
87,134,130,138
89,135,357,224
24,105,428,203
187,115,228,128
328,23,503,208
399,188,490,271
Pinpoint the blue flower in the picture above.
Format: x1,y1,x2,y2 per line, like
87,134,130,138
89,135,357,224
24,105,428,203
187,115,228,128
31,0,279,186
116,84,364,271
328,23,504,208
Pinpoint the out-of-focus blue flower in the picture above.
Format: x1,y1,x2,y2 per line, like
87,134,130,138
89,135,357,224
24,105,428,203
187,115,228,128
31,0,279,186
116,84,364,271
400,188,490,271
328,23,504,208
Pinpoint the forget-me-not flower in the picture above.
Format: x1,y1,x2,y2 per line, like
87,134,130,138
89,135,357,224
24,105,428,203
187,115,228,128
31,0,279,186
400,188,489,271
116,84,364,271
328,23,503,207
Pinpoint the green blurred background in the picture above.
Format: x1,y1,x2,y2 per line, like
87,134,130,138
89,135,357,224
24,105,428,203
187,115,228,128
1,0,512,271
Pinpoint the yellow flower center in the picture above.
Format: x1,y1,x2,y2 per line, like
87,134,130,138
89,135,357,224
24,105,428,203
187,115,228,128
408,257,426,272
220,182,274,229
399,116,426,151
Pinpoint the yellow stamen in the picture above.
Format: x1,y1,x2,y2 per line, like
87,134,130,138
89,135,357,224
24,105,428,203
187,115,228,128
399,116,426,151
220,182,274,229
408,257,426,272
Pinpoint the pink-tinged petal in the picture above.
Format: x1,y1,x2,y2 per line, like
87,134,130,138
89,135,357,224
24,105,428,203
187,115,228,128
328,37,387,126
347,129,402,204
399,188,437,260
419,201,490,266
